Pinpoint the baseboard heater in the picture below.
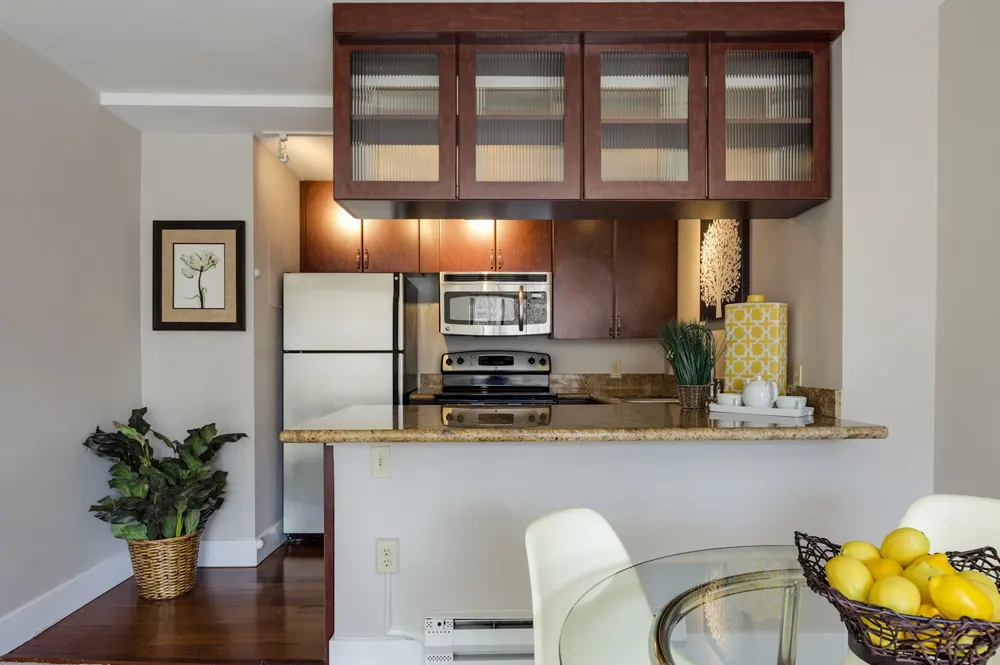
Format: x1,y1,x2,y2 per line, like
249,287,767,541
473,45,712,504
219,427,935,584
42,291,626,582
425,611,533,665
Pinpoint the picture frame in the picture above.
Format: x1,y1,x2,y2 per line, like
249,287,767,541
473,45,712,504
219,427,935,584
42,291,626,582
699,219,751,323
152,221,246,331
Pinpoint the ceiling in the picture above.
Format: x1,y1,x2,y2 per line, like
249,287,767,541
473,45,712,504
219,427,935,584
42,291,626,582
260,135,333,180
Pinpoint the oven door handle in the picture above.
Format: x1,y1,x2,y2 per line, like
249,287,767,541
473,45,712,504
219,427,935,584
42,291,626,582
518,285,525,332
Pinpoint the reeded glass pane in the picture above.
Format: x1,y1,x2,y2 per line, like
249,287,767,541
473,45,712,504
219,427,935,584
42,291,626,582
351,51,439,182
475,51,564,182
601,51,689,182
725,50,812,182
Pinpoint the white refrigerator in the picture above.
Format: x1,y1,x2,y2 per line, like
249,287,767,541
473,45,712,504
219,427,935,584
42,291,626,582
282,273,417,535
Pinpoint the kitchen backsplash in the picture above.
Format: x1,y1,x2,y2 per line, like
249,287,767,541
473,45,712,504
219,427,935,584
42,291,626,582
407,274,668,376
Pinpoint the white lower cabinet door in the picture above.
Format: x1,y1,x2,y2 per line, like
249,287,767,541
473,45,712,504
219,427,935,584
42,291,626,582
282,352,396,534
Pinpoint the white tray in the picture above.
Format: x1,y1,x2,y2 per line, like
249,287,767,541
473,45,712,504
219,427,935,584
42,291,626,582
709,403,814,419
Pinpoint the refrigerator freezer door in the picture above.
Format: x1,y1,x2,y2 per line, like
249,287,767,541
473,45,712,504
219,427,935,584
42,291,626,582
283,352,397,534
283,273,399,352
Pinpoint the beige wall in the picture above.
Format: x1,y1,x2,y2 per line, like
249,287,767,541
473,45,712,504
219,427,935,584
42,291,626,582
934,0,996,495
0,30,140,653
140,133,258,559
251,138,300,550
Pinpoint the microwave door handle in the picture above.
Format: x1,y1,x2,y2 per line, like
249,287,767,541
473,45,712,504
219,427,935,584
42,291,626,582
518,285,525,332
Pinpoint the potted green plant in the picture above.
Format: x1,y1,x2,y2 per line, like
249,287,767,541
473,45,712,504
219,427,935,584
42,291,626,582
656,320,728,409
83,408,246,600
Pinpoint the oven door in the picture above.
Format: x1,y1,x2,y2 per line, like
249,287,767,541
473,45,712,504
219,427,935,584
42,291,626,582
439,272,552,336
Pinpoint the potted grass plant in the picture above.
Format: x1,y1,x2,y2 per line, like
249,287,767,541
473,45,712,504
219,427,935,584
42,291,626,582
83,408,246,600
656,320,728,409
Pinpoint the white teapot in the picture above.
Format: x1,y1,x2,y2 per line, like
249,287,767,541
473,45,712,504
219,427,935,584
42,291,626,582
742,376,779,408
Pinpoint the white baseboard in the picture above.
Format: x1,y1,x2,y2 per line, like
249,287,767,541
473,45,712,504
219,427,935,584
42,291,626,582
0,551,132,656
256,520,286,564
198,538,259,567
329,638,423,665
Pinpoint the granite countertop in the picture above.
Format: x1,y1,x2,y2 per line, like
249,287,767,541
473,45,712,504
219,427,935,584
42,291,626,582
279,404,887,444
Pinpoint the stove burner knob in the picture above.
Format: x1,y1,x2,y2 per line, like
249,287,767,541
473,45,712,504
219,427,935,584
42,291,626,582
539,358,547,366
457,357,465,365
445,412,453,421
529,414,536,423
528,357,536,365
445,358,453,366
456,415,464,423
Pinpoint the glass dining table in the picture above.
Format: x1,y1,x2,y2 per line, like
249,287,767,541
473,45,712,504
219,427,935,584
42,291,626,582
560,545,867,665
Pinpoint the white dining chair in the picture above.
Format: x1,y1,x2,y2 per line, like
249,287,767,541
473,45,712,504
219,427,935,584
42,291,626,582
525,507,654,665
898,494,1000,552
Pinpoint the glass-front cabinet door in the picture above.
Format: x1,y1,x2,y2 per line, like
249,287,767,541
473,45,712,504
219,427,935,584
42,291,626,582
583,43,706,200
458,44,581,199
333,44,457,200
708,42,830,199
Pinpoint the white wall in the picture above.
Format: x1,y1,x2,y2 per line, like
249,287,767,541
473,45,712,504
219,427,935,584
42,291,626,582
934,0,996,494
140,133,259,561
0,30,140,654
332,1,941,658
252,137,300,554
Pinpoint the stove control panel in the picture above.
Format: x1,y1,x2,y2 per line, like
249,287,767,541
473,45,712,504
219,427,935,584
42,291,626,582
440,351,551,373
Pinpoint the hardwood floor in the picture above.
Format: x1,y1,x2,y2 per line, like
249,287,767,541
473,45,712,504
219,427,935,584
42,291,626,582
2,542,325,665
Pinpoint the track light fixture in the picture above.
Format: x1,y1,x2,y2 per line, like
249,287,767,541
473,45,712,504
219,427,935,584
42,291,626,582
276,133,289,164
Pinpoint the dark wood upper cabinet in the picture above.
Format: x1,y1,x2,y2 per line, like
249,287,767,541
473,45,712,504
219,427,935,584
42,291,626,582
583,43,707,200
333,43,457,201
361,219,420,272
707,42,831,200
552,220,616,339
614,220,678,338
438,219,496,271
301,181,362,272
419,219,441,272
458,44,582,200
495,220,552,272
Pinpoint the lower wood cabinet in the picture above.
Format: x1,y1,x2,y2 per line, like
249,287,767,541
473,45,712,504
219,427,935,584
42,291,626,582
495,220,552,272
360,219,419,272
553,219,677,339
439,219,552,273
439,219,496,272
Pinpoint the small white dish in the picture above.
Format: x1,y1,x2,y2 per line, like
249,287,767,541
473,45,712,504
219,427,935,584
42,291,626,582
776,395,807,410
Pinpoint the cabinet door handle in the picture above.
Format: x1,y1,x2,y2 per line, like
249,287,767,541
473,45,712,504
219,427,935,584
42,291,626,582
355,249,361,272
363,248,370,270
489,249,495,271
616,316,622,337
497,249,503,270
609,316,614,338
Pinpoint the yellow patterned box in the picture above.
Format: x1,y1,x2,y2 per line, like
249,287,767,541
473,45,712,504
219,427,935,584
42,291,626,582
724,299,788,395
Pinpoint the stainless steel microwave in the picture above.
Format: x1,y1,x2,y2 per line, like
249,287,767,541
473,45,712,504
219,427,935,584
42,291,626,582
439,272,552,336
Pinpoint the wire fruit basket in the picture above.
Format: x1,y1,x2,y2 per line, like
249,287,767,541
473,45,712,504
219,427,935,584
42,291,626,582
795,531,1000,665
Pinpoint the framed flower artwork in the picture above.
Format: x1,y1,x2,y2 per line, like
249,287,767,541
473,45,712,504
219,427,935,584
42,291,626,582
152,221,246,331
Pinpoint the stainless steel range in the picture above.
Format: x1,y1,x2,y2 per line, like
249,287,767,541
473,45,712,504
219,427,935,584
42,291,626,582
434,351,596,406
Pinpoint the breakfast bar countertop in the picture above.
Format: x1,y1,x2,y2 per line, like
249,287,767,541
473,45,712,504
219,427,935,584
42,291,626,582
279,404,888,444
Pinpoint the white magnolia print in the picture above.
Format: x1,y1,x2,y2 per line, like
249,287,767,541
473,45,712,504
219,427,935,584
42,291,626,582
179,251,221,309
700,219,743,318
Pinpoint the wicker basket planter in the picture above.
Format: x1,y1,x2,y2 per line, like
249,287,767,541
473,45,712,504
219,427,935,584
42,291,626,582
677,384,712,410
126,531,201,600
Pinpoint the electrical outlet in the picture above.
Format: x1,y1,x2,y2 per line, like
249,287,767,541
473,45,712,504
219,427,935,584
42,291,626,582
611,359,622,379
793,365,804,387
371,445,391,478
376,538,398,574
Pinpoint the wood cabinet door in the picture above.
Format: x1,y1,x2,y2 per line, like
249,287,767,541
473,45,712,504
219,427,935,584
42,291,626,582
614,220,677,338
300,181,362,272
552,219,616,339
458,44,582,200
333,43,457,200
419,219,441,272
361,219,420,272
495,220,552,272
438,219,496,272
583,43,707,200
707,42,831,200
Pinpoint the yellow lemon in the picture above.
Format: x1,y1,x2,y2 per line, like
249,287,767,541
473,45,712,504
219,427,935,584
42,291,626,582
866,557,903,581
916,603,941,618
826,555,874,602
929,574,993,620
881,528,931,567
862,617,901,648
869,575,921,615
914,552,959,575
903,560,945,605
842,541,882,563
960,572,1000,621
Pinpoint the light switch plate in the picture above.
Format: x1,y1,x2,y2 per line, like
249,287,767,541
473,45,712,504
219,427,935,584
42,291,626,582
371,445,391,478
611,359,623,379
